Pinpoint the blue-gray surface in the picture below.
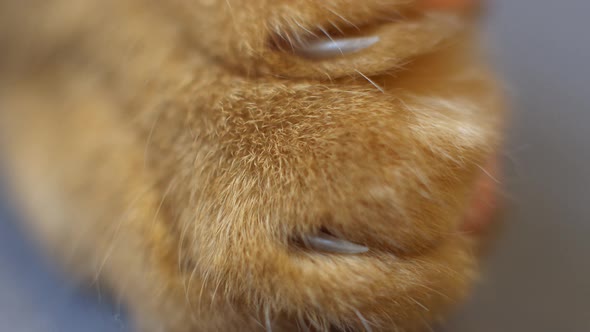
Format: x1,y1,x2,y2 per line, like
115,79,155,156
1,0,590,331
0,196,129,332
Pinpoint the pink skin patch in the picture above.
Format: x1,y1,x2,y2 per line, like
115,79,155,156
462,157,500,234
416,0,496,235
422,0,495,233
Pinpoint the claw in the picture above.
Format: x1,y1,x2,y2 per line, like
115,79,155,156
294,36,379,59
303,232,369,254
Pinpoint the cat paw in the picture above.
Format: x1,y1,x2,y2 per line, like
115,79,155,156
168,0,475,78
154,1,502,330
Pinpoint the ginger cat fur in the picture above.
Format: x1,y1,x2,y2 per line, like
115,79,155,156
0,0,505,331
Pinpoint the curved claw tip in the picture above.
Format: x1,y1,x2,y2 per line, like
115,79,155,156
294,36,380,59
303,232,369,254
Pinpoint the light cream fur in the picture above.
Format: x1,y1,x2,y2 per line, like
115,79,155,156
0,0,505,331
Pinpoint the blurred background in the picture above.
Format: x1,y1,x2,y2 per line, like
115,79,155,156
1,0,589,331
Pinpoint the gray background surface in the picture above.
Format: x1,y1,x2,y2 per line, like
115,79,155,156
1,0,589,331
